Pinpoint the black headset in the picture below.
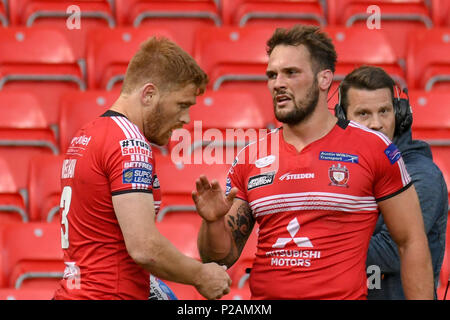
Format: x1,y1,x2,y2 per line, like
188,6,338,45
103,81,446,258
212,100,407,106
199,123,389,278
334,85,413,137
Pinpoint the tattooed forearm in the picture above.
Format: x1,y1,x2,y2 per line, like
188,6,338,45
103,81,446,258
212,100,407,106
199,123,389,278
228,203,255,252
214,202,255,267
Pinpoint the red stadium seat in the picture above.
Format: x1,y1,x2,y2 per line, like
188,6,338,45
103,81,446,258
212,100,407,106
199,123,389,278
8,0,115,28
27,154,64,222
221,0,326,27
155,153,230,228
406,28,450,91
0,92,59,193
8,1,113,55
409,90,450,144
327,0,432,59
58,90,118,153
324,26,407,89
157,218,201,260
185,88,274,131
0,146,56,194
169,88,275,160
0,288,55,300
431,0,450,27
86,26,196,91
0,156,28,223
193,25,273,103
0,27,86,125
0,222,64,289
0,91,58,152
115,0,220,33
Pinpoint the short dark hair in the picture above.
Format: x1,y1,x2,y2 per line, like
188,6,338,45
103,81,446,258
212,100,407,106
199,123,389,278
339,65,395,113
122,37,208,95
266,24,337,74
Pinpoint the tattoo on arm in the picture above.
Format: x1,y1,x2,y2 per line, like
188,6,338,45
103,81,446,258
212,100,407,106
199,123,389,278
228,203,255,253
216,202,255,267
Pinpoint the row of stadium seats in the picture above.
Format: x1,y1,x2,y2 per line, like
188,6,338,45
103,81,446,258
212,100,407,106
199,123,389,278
0,0,449,29
0,25,448,127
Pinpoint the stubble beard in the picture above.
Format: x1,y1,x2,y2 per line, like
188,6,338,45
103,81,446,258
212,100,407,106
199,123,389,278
274,79,320,126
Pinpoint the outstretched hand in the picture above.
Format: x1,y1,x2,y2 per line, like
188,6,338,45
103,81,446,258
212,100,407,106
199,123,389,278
192,175,238,223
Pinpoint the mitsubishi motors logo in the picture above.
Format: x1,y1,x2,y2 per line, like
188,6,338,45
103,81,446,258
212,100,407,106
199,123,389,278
272,217,313,248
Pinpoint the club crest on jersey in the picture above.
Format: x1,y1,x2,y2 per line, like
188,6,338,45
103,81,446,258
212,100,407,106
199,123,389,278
328,163,349,187
248,172,275,191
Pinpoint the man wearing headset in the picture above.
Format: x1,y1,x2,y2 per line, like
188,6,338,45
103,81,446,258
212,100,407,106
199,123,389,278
335,65,448,299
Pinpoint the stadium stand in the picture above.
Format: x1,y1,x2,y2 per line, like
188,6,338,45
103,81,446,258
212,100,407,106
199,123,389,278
409,90,450,145
327,0,433,60
154,153,229,228
0,94,58,211
169,87,275,162
0,27,86,125
324,26,407,89
115,0,221,27
406,28,450,91
27,154,64,222
0,156,27,223
221,0,326,27
0,91,58,152
86,26,195,91
0,222,64,289
8,0,115,28
193,25,273,92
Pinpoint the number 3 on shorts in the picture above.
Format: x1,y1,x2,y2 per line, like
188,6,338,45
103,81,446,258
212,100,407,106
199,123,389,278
60,186,72,249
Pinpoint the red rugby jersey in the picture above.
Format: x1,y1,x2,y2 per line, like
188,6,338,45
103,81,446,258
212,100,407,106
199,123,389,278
227,119,411,300
54,111,161,300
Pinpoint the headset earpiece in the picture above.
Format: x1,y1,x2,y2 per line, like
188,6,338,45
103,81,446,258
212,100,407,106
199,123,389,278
393,87,413,137
334,103,347,120
333,84,347,120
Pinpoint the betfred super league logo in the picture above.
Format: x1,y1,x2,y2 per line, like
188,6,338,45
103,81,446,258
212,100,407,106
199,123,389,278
328,163,349,187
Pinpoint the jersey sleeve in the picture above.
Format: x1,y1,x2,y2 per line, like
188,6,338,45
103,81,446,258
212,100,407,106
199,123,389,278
103,120,155,196
372,140,412,202
226,156,249,202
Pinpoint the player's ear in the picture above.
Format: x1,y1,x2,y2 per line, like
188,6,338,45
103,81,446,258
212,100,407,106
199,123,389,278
317,69,333,92
140,82,159,107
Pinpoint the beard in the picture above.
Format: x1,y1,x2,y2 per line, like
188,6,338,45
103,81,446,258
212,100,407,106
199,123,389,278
144,103,168,146
274,77,320,125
